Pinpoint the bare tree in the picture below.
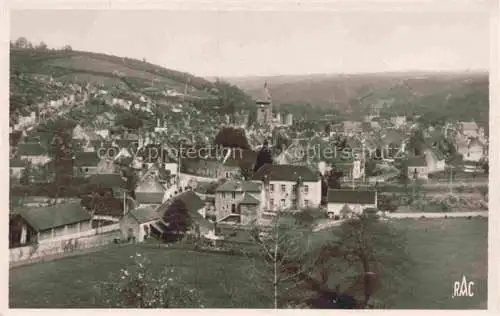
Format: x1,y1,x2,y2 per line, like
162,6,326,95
247,213,313,308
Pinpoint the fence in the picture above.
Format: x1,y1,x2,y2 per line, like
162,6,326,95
9,224,120,266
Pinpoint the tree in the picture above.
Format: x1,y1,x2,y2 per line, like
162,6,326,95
407,129,425,156
328,214,412,308
247,213,312,308
14,37,29,49
116,113,143,130
63,44,73,51
365,159,378,177
214,127,250,150
94,253,203,308
377,194,398,213
254,141,273,172
37,41,48,50
327,170,341,189
163,199,192,234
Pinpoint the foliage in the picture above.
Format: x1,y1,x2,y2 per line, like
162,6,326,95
377,194,399,213
254,143,273,172
214,127,250,150
330,214,412,308
163,199,193,234
115,112,143,130
326,170,342,189
94,253,203,308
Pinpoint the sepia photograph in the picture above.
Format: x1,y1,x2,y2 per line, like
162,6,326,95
8,2,492,309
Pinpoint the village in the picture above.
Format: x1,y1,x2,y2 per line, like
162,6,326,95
9,71,489,265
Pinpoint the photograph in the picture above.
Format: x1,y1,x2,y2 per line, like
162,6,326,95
8,3,490,309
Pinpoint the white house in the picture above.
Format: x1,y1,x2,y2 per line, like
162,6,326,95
406,156,429,180
463,138,486,163
251,164,322,211
326,189,377,219
120,206,162,243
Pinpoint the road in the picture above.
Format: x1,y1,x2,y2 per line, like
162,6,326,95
313,210,488,231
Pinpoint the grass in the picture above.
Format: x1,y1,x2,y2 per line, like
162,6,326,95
9,218,487,309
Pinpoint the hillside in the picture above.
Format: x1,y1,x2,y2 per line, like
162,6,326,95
10,48,216,99
227,72,489,125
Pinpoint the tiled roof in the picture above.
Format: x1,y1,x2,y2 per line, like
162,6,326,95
135,192,165,205
10,158,27,168
216,180,262,192
128,206,162,223
406,156,427,167
239,193,260,205
16,202,91,232
327,189,377,204
251,164,320,182
17,143,47,156
135,175,165,193
88,173,126,190
73,152,100,167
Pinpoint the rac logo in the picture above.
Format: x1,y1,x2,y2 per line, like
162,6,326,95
452,275,475,298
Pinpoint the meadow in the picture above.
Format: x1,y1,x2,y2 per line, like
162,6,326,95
9,218,487,309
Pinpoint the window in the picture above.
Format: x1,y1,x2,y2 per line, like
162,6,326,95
292,184,297,192
226,172,230,178
270,184,274,192
280,199,286,208
222,193,226,199
304,185,309,194
281,184,286,193
232,192,236,199
292,199,297,208
304,200,309,207
270,199,274,208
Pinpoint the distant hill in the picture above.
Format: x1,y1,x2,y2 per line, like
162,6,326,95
10,48,215,98
226,71,489,126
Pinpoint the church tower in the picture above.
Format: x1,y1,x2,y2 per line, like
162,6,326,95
256,81,273,126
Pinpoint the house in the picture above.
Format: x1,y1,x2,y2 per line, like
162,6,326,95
326,189,377,219
217,148,257,180
330,155,365,182
463,137,486,163
134,173,166,207
406,156,429,180
342,121,362,136
17,143,51,166
390,116,407,129
215,180,264,225
459,121,479,138
88,173,127,197
9,203,92,248
73,151,101,178
10,158,27,182
251,164,322,211
423,148,446,173
120,206,162,243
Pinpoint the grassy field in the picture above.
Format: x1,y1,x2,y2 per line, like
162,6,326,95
9,218,487,309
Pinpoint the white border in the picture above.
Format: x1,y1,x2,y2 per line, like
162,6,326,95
1,0,499,315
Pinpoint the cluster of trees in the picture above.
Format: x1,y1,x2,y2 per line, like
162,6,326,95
246,211,411,308
214,127,251,150
11,37,72,51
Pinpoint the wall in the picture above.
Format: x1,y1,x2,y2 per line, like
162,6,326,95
9,224,120,264
327,202,377,217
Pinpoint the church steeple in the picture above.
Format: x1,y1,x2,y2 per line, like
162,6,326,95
256,81,273,126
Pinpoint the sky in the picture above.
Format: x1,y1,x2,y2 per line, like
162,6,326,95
10,4,491,78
